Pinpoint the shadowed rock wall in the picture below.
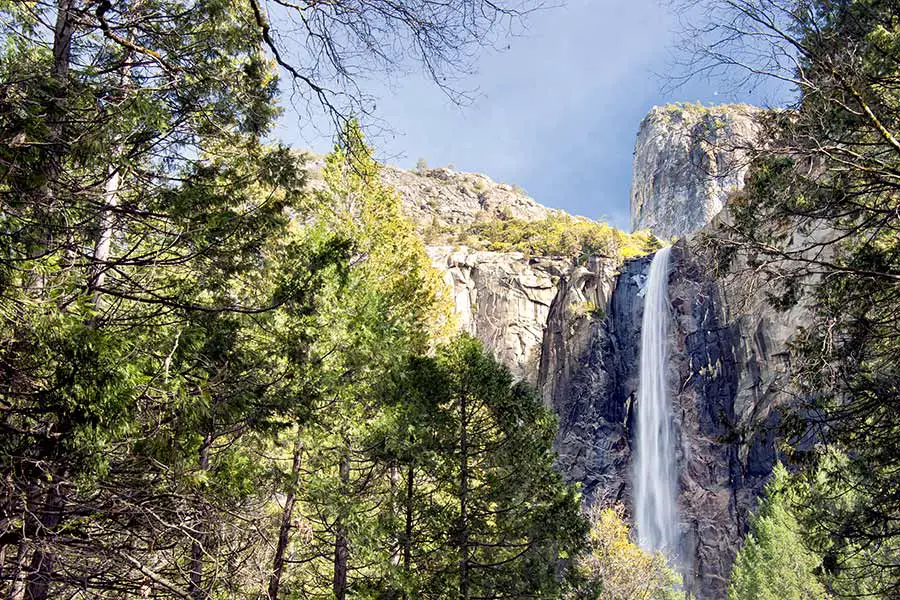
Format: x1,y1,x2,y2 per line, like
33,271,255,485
551,238,801,599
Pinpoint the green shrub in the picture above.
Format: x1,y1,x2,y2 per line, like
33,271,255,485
460,215,661,262
568,301,605,321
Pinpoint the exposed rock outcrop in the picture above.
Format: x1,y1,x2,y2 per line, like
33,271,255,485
384,165,560,229
630,104,763,239
537,255,619,411
304,156,559,230
393,103,797,599
552,255,649,506
427,246,619,396
427,246,567,384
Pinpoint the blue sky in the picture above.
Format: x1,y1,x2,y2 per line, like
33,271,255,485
277,0,790,231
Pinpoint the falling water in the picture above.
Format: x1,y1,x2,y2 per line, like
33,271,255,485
633,245,679,555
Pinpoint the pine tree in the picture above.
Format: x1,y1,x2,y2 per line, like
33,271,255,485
0,3,342,595
263,122,451,599
392,335,586,600
0,2,564,597
728,464,826,600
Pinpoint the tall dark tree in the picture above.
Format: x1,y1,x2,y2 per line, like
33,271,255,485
393,336,586,600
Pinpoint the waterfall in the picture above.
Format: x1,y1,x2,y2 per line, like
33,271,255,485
633,245,679,555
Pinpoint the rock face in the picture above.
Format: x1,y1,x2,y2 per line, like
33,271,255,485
394,103,797,598
427,246,567,384
665,242,746,598
537,255,620,410
630,104,762,239
670,237,808,598
551,255,649,506
551,235,806,599
383,165,560,229
304,156,559,229
427,245,619,393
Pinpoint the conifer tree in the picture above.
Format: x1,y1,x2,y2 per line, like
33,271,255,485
728,464,826,600
678,1,900,592
0,2,562,597
392,335,586,600
265,122,450,600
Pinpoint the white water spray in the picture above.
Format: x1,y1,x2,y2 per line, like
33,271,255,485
633,245,679,555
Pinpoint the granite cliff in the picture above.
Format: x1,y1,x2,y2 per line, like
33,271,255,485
382,165,561,228
380,103,794,599
630,103,762,239
552,236,807,598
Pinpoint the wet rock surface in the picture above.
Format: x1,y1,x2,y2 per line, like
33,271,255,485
552,255,650,506
549,238,801,599
666,243,743,599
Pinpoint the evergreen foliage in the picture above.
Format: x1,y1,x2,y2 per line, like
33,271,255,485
389,335,586,600
0,1,575,598
792,452,899,598
727,464,826,600
437,215,662,262
268,121,452,600
687,0,900,593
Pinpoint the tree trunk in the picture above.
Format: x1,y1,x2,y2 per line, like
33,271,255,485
86,164,121,323
0,475,12,587
90,166,120,288
47,0,74,185
401,464,415,600
52,0,74,81
459,394,469,600
332,452,350,600
267,435,303,600
188,436,211,600
188,528,204,599
390,461,400,568
23,483,64,600
29,0,74,296
89,11,135,308
6,542,28,600
21,0,80,566
7,482,40,600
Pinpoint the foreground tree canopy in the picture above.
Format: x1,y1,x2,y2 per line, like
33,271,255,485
0,1,587,599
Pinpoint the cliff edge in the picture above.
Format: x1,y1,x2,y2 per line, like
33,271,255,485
630,103,763,239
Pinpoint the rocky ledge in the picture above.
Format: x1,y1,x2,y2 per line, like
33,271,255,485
384,165,561,229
